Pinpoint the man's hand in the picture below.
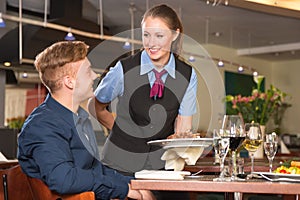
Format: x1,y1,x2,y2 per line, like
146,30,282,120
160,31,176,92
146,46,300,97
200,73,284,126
127,188,143,200
140,190,156,200
126,184,156,200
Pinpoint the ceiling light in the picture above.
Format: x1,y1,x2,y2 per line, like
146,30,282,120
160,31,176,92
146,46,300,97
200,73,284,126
123,41,131,50
217,60,224,67
22,72,28,78
238,66,244,72
188,56,196,62
0,13,6,28
212,32,222,37
4,62,11,67
64,28,75,41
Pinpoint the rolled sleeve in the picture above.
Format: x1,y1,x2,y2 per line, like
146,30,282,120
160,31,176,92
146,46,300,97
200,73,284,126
94,62,124,103
178,68,198,116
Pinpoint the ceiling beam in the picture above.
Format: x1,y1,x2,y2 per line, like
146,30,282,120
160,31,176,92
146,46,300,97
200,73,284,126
229,0,300,19
237,42,300,56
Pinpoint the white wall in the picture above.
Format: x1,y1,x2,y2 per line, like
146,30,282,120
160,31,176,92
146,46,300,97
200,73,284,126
272,60,300,134
182,42,300,134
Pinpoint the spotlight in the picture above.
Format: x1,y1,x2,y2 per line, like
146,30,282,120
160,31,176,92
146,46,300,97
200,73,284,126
22,72,28,78
4,62,11,67
188,56,195,62
64,28,75,41
217,60,224,67
253,71,258,76
123,41,131,50
238,66,244,72
0,13,6,28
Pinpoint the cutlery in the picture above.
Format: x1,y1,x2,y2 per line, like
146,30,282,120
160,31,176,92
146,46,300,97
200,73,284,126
260,174,300,183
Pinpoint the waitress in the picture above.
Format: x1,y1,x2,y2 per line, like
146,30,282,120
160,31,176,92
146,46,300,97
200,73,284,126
90,4,198,176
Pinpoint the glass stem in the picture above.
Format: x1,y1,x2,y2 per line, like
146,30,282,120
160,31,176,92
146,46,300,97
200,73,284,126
250,153,254,173
269,158,273,173
219,157,225,179
232,151,237,178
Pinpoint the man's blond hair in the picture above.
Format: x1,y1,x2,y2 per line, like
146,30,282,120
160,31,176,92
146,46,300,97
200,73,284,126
34,41,89,92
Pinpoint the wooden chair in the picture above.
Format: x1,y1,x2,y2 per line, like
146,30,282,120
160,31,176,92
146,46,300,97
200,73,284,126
0,164,95,200
27,173,95,200
0,164,32,200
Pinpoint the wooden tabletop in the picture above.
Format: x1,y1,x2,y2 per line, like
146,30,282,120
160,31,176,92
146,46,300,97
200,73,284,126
131,178,300,195
132,155,300,199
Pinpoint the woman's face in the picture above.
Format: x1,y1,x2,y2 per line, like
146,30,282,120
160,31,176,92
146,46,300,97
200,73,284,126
142,17,177,67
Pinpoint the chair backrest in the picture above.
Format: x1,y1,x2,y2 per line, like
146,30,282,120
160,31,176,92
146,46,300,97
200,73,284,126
0,164,33,200
27,174,95,200
0,163,95,200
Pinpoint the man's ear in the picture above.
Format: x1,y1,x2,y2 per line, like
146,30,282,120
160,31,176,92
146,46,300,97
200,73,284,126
172,28,180,42
63,75,74,89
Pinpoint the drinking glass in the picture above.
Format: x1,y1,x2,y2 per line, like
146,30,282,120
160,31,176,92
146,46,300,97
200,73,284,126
221,115,245,180
213,129,220,165
243,122,262,176
264,133,278,172
213,129,230,181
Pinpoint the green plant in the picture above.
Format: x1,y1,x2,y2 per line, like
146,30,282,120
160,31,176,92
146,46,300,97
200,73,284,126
6,116,26,130
224,76,290,125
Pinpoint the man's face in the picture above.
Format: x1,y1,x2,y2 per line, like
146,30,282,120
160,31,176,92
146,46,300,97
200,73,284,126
73,58,98,103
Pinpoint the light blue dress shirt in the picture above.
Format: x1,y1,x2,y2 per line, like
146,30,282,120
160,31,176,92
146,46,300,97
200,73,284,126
94,50,198,116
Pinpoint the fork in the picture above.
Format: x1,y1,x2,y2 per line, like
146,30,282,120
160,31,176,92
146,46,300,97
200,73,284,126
190,170,203,176
260,174,300,183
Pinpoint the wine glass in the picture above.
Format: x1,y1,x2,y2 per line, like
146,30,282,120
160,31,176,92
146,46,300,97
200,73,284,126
213,129,230,181
243,122,262,177
213,129,220,165
221,115,245,180
264,133,278,172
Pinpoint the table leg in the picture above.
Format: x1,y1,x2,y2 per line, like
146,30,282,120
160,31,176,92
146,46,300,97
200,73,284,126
234,192,243,200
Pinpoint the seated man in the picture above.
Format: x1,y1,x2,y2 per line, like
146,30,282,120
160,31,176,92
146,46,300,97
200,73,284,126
17,41,154,200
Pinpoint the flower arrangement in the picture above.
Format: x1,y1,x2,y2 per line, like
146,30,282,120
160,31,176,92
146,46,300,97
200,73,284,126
224,75,290,125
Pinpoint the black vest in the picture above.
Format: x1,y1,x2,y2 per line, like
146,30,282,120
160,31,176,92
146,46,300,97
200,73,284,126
101,51,192,173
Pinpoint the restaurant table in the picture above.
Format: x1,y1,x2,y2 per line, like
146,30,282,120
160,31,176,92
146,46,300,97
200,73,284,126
131,175,300,200
132,155,300,200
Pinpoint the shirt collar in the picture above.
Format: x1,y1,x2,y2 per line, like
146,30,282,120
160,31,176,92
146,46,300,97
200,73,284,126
73,107,89,125
140,50,176,79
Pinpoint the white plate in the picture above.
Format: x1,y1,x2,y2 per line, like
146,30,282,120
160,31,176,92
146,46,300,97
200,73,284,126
147,138,213,149
135,170,191,180
253,172,300,182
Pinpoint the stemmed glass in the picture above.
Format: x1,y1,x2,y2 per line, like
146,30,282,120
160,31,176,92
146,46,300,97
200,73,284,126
243,122,262,176
264,133,278,172
221,115,245,180
213,129,230,181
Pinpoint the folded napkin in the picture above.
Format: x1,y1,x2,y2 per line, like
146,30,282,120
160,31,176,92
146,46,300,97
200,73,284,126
135,170,191,180
161,147,204,171
0,152,8,161
280,140,291,154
